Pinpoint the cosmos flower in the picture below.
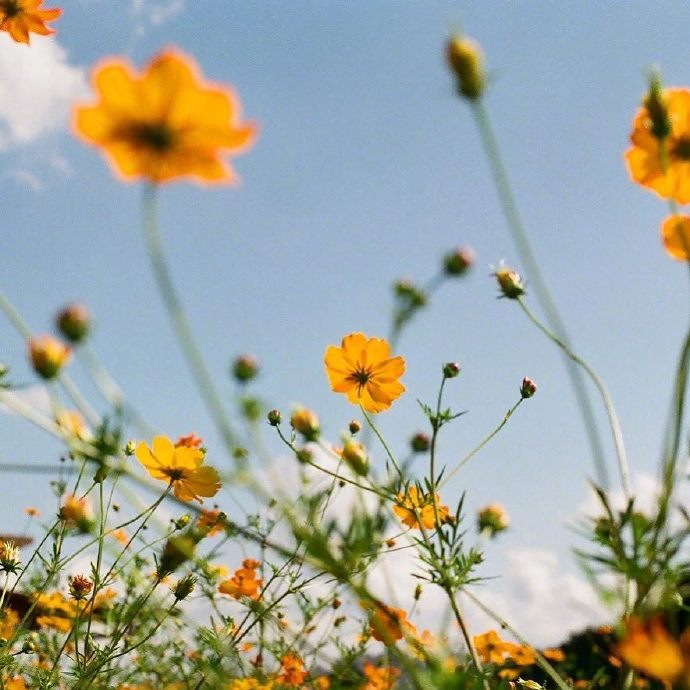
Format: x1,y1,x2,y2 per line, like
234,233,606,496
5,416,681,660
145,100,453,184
0,0,61,44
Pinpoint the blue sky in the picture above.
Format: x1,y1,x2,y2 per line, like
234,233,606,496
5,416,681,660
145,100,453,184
2,1,690,642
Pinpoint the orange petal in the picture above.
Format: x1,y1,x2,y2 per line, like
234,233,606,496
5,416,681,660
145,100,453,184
661,215,690,260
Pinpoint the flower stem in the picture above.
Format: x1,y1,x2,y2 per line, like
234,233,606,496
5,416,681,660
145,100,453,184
361,408,404,480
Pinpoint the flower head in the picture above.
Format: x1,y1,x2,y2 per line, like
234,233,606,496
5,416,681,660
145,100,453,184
364,601,416,646
135,435,221,503
59,494,93,532
218,558,263,601
477,503,510,537
277,654,307,687
446,35,485,101
661,215,690,261
324,333,405,414
362,664,400,690
28,334,71,379
393,486,450,530
626,88,690,203
0,0,61,44
56,303,90,343
74,49,257,185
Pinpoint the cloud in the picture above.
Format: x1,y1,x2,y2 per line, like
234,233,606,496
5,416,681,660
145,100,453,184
6,168,43,192
0,36,87,150
130,0,185,35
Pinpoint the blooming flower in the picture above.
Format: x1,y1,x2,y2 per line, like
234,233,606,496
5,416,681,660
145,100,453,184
0,0,61,44
324,333,405,414
362,664,400,690
474,630,510,665
218,558,263,600
626,88,690,203
135,435,221,503
74,49,257,185
393,486,450,530
277,654,307,686
364,601,416,646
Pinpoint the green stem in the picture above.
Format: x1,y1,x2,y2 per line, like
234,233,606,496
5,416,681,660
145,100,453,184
470,100,610,490
361,408,403,480
141,184,237,459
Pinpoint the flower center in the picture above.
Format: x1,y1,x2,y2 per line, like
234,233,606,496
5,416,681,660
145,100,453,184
348,366,373,391
165,468,186,481
672,136,690,161
132,122,175,152
0,0,21,17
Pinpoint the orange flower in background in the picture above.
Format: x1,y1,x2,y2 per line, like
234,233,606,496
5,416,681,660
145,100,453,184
661,215,690,261
626,88,690,203
176,433,204,449
135,435,221,503
56,410,91,440
198,508,226,536
277,654,307,687
218,558,263,600
324,333,405,413
362,664,400,690
474,630,509,665
0,0,61,44
364,602,416,646
393,486,450,530
74,49,257,185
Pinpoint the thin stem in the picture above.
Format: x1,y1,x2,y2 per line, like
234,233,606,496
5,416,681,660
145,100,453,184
470,100,610,489
517,297,632,498
446,588,487,686
141,184,237,459
361,408,404,480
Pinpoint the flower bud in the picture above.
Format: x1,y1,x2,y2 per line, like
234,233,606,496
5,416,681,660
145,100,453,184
172,574,197,601
267,409,282,426
394,279,427,308
443,362,461,379
124,440,136,456
644,70,671,141
410,432,431,453
348,420,361,435
175,514,191,530
477,503,509,537
520,377,537,399
443,247,475,276
68,574,93,600
341,440,369,476
232,354,260,383
296,448,313,464
56,303,91,343
0,541,21,574
447,35,485,101
28,335,71,379
494,266,525,299
290,407,320,441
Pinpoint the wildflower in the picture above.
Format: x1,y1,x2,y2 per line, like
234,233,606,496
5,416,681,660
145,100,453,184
277,654,307,687
56,410,90,440
0,0,61,44
111,529,128,545
348,419,361,434
505,642,537,666
340,439,368,476
176,433,203,449
477,503,510,537
59,494,93,532
218,559,263,600
542,648,565,662
24,507,40,517
227,680,273,690
324,333,405,414
68,574,93,600
28,334,71,379
393,486,450,530
410,431,430,453
363,664,400,690
474,630,509,664
135,435,221,503
314,676,330,690
56,303,90,343
661,215,690,261
232,354,260,383
267,409,282,426
447,35,485,100
626,88,690,203
443,361,461,378
290,407,320,441
494,266,525,299
172,574,197,601
365,601,416,645
616,616,687,684
443,247,475,276
0,541,21,573
198,509,226,536
74,49,257,185
520,377,537,399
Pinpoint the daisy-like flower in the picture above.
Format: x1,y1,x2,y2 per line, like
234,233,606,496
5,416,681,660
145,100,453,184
218,558,262,600
626,88,690,203
74,49,257,185
324,333,405,414
0,0,61,44
364,601,417,646
393,486,450,530
135,435,221,503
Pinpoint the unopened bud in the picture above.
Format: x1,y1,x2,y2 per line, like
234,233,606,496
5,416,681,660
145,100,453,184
414,584,423,600
348,420,361,435
393,279,427,308
28,335,71,379
57,303,91,343
447,35,485,101
443,247,475,276
443,362,461,379
267,409,282,426
520,377,537,399
175,514,191,530
494,266,525,299
341,440,369,477
290,407,320,441
124,440,136,456
644,70,671,141
232,354,260,383
410,432,431,453
477,504,509,537
296,448,313,464
172,574,197,601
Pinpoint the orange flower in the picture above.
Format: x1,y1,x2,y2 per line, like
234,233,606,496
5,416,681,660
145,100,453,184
626,88,690,203
661,215,690,261
474,630,509,665
277,654,307,687
74,49,257,185
393,486,450,530
135,435,221,503
0,0,61,44
324,333,405,414
198,509,226,536
176,433,203,449
218,559,263,601
59,494,93,532
542,647,565,662
365,602,416,646
28,334,71,379
362,663,400,690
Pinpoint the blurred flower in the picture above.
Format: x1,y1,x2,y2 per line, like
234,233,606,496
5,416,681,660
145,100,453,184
290,407,320,441
626,88,690,203
477,503,510,537
340,439,368,476
198,509,226,536
176,433,204,449
410,431,431,453
135,435,221,503
24,507,40,517
111,529,128,545
74,49,257,185
443,246,475,276
446,35,485,100
56,303,90,343
394,486,450,530
56,410,90,441
28,334,71,379
494,266,525,299
542,648,565,662
474,630,510,664
324,333,405,414
661,215,690,261
59,494,93,532
218,558,263,601
277,654,307,687
232,354,260,383
363,664,400,690
0,0,61,44
365,601,416,646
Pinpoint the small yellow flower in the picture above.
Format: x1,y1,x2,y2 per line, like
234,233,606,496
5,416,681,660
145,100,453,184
28,334,71,379
477,503,510,537
0,0,61,44
446,35,485,101
393,486,450,530
135,435,221,503
277,654,307,687
324,333,405,414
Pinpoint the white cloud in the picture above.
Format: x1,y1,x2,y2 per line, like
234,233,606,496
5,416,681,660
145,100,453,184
6,168,43,191
0,36,87,150
130,0,185,35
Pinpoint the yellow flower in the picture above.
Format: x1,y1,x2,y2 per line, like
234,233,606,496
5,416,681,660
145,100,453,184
74,49,257,185
0,0,61,44
218,559,263,601
474,630,509,665
135,435,221,503
626,88,690,203
324,333,405,414
28,334,71,379
393,486,450,530
661,215,690,261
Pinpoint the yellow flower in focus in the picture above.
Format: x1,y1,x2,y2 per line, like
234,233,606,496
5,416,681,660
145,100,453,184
626,88,690,203
324,333,405,414
28,334,71,379
616,616,684,683
661,215,690,261
0,0,61,44
74,49,257,185
393,486,450,530
135,435,221,503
